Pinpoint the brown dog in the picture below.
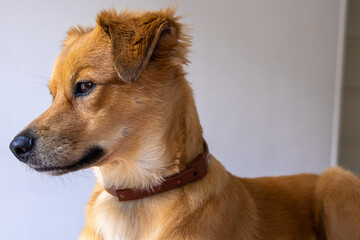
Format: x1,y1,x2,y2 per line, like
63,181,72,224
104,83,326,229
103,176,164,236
9,8,360,240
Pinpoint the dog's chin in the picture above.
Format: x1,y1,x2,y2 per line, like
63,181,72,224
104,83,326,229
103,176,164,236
32,146,106,176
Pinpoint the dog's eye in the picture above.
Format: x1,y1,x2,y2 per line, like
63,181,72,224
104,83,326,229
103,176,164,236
75,81,95,97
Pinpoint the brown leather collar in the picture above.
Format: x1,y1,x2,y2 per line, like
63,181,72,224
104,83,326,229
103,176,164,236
104,141,210,201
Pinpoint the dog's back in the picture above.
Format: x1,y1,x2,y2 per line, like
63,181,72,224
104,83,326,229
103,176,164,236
242,173,319,239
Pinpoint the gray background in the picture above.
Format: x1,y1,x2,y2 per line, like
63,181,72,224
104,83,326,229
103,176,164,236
0,0,346,239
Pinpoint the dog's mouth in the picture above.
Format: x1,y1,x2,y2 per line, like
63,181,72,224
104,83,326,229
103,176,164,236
33,146,105,175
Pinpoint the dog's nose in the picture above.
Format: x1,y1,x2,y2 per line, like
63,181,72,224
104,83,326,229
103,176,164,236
9,135,34,163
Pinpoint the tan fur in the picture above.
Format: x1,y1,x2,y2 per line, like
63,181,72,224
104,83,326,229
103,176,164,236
16,8,360,240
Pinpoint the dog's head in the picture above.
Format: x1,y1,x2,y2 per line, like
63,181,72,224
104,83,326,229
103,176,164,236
9,8,192,178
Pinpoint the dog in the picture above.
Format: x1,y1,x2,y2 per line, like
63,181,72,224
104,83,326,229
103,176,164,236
9,7,360,240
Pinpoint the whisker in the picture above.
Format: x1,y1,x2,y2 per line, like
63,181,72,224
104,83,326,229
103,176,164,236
25,72,51,81
71,169,94,178
75,138,119,143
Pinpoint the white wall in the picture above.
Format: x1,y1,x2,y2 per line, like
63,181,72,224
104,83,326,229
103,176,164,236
0,0,345,239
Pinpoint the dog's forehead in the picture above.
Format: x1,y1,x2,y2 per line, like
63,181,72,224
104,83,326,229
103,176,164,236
49,28,114,92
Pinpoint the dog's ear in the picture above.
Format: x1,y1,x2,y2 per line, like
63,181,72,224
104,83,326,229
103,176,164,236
97,10,172,83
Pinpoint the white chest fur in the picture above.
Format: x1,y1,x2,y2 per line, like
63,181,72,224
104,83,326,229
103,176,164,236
92,191,165,240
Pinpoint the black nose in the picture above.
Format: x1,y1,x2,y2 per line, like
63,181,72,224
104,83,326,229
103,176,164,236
9,135,34,163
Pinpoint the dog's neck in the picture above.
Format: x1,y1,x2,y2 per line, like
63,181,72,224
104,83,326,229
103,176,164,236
93,72,204,191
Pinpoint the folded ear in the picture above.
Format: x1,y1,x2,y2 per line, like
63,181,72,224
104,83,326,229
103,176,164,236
97,10,172,83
